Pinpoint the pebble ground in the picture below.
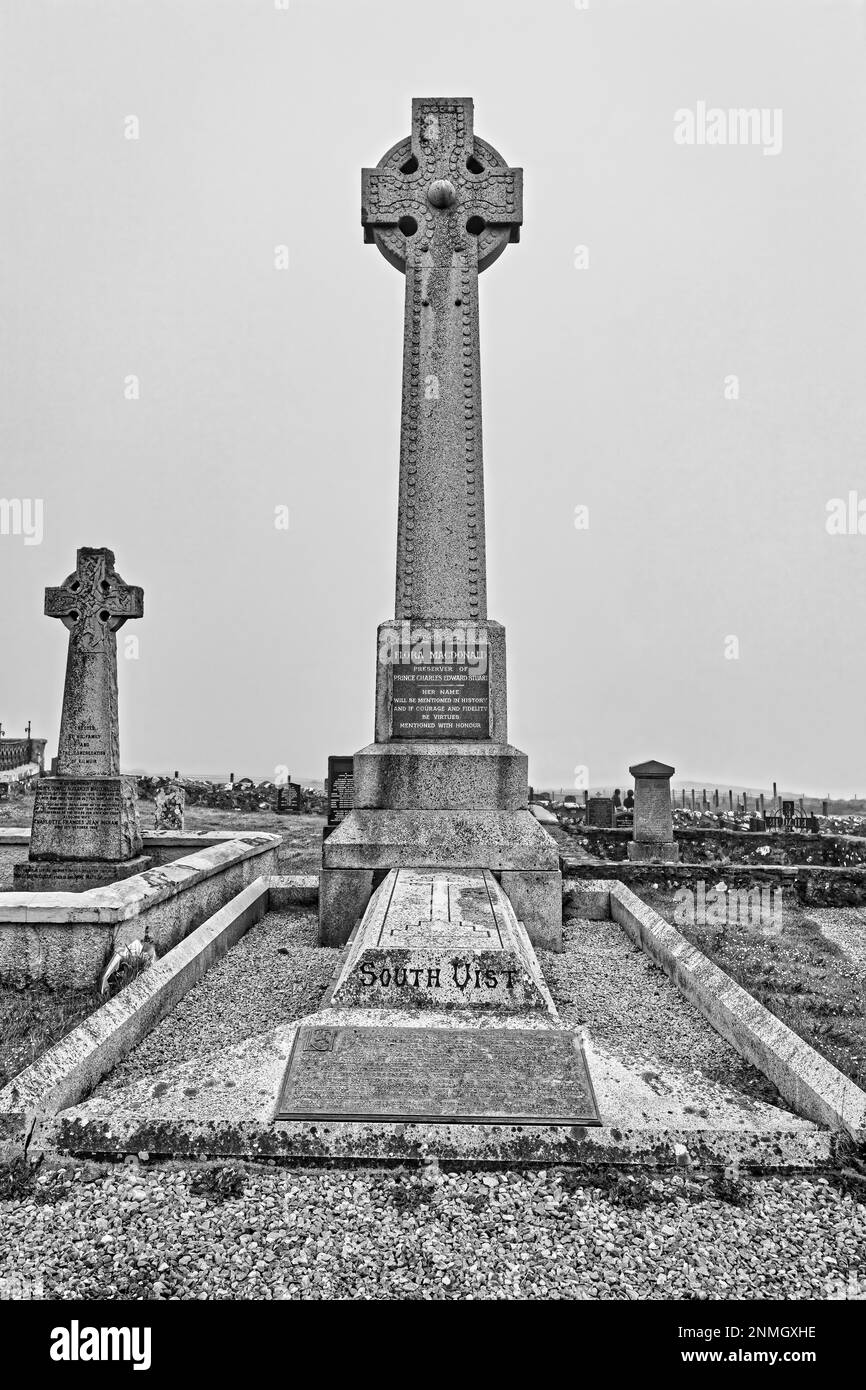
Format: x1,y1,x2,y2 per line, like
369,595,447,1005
3,843,864,1300
542,919,784,1106
98,911,334,1093
1,1162,862,1300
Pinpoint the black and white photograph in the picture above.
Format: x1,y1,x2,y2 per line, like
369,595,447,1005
0,0,864,1358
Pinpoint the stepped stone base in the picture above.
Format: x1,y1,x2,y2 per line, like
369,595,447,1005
13,855,152,893
320,808,562,952
353,741,528,811
627,840,679,864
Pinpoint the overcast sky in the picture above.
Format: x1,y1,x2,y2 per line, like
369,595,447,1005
2,0,865,794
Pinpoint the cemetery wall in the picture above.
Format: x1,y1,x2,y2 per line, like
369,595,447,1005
571,826,866,868
562,858,866,906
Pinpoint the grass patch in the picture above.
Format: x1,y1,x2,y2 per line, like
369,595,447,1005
0,983,105,1089
0,954,159,1088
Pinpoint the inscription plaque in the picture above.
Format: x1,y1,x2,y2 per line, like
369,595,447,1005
277,782,301,815
391,660,489,739
327,755,355,828
276,1024,600,1125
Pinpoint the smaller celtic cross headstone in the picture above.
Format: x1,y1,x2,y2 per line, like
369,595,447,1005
45,547,143,775
15,547,150,891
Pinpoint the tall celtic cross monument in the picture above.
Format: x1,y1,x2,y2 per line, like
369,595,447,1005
14,547,151,891
319,98,561,948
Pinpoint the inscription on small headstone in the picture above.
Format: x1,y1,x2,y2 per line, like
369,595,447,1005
277,781,301,815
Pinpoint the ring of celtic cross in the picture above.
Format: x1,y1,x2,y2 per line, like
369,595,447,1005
362,118,522,274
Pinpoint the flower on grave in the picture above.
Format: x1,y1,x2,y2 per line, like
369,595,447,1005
100,938,157,994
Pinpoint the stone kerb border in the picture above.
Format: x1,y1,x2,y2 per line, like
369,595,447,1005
0,832,282,988
607,882,866,1142
0,875,314,1139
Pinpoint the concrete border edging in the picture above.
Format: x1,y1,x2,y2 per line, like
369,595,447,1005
0,875,318,1136
608,882,866,1141
268,874,318,908
34,1111,837,1170
563,880,611,920
0,832,282,989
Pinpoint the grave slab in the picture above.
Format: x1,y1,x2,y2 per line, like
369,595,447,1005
327,867,554,1012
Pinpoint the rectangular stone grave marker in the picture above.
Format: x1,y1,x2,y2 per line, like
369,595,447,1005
277,782,301,815
275,1023,600,1126
627,758,678,863
586,796,615,828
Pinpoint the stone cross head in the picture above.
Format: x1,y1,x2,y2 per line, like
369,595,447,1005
45,548,143,654
362,97,522,273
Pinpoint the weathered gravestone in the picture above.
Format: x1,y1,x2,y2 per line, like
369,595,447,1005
320,97,560,949
154,778,185,832
13,548,151,891
586,795,615,828
627,758,679,863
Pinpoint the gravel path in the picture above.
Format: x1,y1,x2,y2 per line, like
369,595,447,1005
99,911,338,1093
541,918,785,1107
1,1162,862,1300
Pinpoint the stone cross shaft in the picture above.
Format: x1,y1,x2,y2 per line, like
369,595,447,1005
45,547,143,776
362,98,522,622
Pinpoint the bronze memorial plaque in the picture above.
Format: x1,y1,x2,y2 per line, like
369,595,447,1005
275,1025,600,1125
391,660,489,739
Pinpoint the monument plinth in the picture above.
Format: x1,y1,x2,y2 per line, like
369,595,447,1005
14,548,151,892
627,758,679,864
320,98,561,950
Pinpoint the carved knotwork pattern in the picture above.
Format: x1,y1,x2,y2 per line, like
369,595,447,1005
45,549,143,654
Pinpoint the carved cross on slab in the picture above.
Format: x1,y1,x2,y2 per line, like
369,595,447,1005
362,98,522,622
45,548,143,777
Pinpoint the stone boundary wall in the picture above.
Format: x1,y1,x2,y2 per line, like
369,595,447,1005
567,826,866,868
561,856,866,907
